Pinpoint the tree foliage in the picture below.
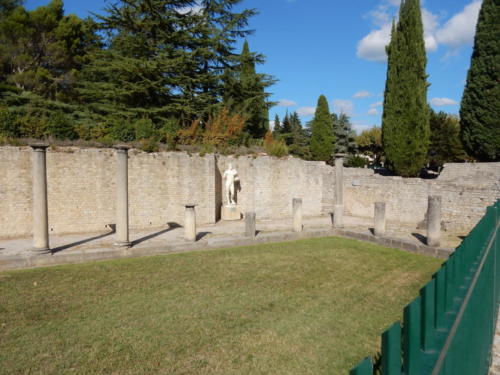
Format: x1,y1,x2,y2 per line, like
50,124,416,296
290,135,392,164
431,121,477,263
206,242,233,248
356,126,382,162
223,40,273,138
381,0,430,177
429,110,467,168
0,0,276,148
459,0,500,161
332,112,356,154
310,95,334,162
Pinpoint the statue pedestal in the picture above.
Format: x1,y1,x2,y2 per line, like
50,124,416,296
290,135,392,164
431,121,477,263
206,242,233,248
221,205,241,221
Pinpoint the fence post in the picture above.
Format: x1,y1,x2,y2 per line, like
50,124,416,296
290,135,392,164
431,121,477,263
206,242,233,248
403,298,422,375
382,322,402,375
434,268,446,329
350,357,373,375
421,280,436,352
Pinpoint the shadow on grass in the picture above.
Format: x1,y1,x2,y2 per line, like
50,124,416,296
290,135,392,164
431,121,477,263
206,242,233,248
51,226,116,254
131,222,181,246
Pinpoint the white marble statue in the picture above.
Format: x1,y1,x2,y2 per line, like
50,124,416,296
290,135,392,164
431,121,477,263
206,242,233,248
223,163,239,206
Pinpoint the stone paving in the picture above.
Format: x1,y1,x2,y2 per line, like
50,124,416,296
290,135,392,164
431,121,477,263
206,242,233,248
0,214,464,271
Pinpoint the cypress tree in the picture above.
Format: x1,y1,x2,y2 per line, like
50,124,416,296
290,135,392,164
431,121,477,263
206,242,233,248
459,0,499,161
238,40,270,138
382,0,429,177
310,95,334,162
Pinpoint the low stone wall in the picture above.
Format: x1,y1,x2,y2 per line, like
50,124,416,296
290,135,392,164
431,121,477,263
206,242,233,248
0,147,216,238
344,163,500,231
1,146,498,239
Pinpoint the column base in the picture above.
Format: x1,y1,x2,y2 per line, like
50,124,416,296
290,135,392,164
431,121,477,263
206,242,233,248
114,241,131,247
31,246,50,253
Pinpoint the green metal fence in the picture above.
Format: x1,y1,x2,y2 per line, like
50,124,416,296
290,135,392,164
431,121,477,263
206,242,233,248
349,199,500,375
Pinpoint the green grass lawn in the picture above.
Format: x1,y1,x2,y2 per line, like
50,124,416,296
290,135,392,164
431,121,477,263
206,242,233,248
0,237,442,375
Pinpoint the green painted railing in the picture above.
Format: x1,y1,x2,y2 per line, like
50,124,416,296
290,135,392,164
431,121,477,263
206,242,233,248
349,199,500,375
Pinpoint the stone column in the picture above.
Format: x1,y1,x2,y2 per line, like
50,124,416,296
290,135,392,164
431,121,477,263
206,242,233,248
293,198,303,232
427,195,441,247
374,202,386,236
334,154,345,228
30,143,50,250
184,204,197,242
114,145,131,247
245,212,256,237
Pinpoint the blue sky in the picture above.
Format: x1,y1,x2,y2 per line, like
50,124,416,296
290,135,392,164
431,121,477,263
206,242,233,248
25,0,482,133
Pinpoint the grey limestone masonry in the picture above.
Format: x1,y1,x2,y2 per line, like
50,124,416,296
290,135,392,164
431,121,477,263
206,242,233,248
0,145,499,239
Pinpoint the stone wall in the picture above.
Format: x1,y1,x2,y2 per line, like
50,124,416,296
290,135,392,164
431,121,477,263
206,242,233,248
344,163,500,231
216,155,334,219
1,146,498,239
0,147,216,238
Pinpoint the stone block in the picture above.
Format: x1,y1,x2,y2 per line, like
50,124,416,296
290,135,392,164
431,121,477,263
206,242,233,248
221,205,242,221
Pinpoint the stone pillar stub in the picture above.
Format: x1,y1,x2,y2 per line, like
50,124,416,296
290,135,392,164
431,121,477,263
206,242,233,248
30,143,50,251
184,204,197,242
245,212,256,238
374,202,386,236
293,198,303,232
334,154,345,228
114,145,131,247
427,195,441,247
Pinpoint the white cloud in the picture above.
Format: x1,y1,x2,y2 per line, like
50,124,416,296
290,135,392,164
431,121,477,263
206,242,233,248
370,101,383,108
422,8,439,52
436,1,481,49
357,0,481,62
277,99,297,107
368,108,379,115
353,90,373,98
297,106,316,116
332,99,354,115
431,97,459,106
352,123,372,134
269,120,276,130
357,23,392,62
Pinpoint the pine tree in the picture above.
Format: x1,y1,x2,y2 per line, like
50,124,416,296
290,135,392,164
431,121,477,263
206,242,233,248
310,95,334,162
272,113,281,135
332,113,356,154
381,0,430,177
459,0,499,161
288,111,311,159
236,40,271,138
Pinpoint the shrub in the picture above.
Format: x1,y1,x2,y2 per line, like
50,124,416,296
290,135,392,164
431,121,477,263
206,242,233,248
46,111,78,140
134,118,156,140
264,131,288,157
0,107,20,138
138,137,159,153
345,155,367,168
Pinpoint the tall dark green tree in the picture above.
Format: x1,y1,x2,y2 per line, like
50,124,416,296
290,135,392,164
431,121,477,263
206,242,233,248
287,111,310,158
272,113,281,135
381,0,429,177
428,109,467,168
231,40,271,138
310,95,334,162
80,0,259,127
332,112,356,154
459,0,499,161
